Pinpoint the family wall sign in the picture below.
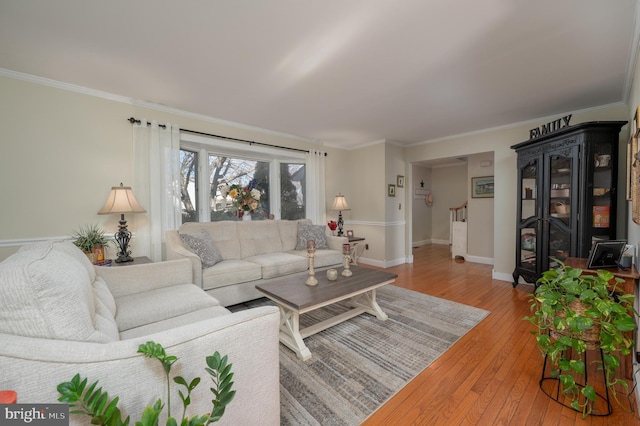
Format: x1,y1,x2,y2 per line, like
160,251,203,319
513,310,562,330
529,114,572,139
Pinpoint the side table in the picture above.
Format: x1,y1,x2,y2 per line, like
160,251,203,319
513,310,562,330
348,236,365,265
97,256,153,267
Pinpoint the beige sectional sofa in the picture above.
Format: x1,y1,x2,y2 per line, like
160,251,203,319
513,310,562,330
0,240,280,426
166,219,347,306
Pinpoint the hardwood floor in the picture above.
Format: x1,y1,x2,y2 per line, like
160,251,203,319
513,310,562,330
362,244,640,425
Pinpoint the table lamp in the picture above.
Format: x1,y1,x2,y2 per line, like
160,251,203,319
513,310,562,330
98,183,146,263
331,194,350,236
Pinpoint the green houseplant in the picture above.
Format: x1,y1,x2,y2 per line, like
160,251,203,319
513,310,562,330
524,260,636,416
57,341,235,426
71,224,111,259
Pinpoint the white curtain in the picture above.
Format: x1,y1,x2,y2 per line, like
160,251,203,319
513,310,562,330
305,150,326,224
133,119,181,261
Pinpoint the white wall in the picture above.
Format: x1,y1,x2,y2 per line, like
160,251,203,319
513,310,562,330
467,152,494,262
0,75,347,260
411,165,432,245
430,164,467,243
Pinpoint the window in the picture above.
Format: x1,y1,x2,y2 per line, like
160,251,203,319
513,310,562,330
180,149,198,222
179,136,308,223
281,163,305,220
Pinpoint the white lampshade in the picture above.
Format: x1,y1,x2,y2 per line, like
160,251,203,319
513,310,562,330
332,194,350,211
97,183,146,214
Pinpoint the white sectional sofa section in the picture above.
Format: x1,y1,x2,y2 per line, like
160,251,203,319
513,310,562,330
0,240,280,426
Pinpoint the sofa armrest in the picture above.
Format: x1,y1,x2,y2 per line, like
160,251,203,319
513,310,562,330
326,235,349,251
0,306,280,426
96,258,194,298
166,230,203,287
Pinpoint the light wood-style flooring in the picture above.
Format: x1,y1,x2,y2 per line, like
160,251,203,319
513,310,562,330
362,244,640,425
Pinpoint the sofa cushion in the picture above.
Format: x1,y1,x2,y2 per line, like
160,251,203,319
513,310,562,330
180,222,242,260
296,222,328,250
290,249,345,268
278,220,304,251
202,259,263,291
114,283,220,332
244,252,308,279
180,230,223,267
0,240,116,343
119,305,231,340
237,221,283,258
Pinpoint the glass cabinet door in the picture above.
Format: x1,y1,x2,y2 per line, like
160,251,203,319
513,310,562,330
547,154,573,264
519,160,539,274
592,142,613,237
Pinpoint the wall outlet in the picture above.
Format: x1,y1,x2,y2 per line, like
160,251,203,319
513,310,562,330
365,244,369,250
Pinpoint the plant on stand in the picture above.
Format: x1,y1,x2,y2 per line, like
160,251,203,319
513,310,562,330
524,260,636,417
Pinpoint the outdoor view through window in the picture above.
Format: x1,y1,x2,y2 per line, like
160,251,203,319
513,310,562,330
180,149,306,222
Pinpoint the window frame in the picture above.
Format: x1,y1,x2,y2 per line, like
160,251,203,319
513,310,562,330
180,132,306,222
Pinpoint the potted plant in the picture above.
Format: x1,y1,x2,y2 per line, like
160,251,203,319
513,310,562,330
524,260,636,416
58,341,235,425
71,224,111,262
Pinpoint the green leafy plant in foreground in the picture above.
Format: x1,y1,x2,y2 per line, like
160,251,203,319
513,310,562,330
523,260,636,417
57,341,235,426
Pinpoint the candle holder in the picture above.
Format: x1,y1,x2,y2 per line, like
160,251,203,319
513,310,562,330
342,243,353,277
306,240,318,286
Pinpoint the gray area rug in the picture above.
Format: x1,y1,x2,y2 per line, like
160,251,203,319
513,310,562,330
234,285,490,425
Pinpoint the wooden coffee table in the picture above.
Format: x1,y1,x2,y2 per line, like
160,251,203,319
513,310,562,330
255,265,398,361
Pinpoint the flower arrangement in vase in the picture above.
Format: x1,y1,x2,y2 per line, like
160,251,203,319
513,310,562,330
220,180,262,217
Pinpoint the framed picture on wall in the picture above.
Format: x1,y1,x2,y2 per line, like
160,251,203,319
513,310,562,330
388,184,396,197
397,175,404,188
627,135,637,201
471,176,494,198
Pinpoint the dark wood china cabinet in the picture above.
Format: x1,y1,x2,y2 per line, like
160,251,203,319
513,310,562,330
511,121,627,286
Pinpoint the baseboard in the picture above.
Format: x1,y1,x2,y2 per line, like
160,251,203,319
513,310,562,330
431,239,449,245
492,270,515,283
465,255,493,265
358,257,407,268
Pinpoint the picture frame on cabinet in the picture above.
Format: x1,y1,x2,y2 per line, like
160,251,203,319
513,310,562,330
388,184,396,197
471,176,494,198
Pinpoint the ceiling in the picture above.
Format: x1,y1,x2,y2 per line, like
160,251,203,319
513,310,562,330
0,1,638,149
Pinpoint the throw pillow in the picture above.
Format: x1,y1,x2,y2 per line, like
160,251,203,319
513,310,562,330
296,223,328,250
180,231,223,268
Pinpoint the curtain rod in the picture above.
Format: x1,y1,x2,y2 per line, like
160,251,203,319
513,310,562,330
127,117,326,156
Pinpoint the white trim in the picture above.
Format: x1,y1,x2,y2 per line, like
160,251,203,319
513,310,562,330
623,0,640,103
346,220,406,227
0,236,71,248
492,270,516,284
465,255,494,265
431,239,450,245
0,68,322,147
406,101,627,147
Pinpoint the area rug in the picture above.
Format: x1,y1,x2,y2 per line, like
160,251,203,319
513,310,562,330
236,285,490,425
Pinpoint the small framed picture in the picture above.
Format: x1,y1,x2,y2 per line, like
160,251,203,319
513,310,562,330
397,175,404,188
471,176,494,198
346,230,354,238
388,184,396,197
